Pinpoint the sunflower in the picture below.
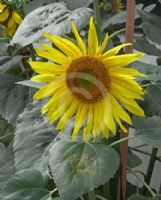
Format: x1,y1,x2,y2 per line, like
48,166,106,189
0,2,22,37
29,17,145,141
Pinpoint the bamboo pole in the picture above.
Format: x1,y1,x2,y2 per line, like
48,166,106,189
117,1,136,200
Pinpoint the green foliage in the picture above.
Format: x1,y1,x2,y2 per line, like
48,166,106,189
12,2,93,46
133,116,161,149
13,101,56,174
61,0,92,10
0,74,29,126
49,140,119,200
3,169,49,200
128,194,151,200
128,150,142,168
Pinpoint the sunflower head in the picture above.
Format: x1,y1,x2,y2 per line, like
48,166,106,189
0,1,23,38
29,17,145,141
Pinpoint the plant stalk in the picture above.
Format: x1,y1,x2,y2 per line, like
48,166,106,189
29,44,36,61
103,182,110,199
128,167,156,198
109,135,135,147
93,0,102,42
142,148,158,196
88,191,95,200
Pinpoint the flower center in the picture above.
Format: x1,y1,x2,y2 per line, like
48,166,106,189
66,56,109,103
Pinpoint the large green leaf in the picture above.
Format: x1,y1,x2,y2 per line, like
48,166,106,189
128,150,142,168
12,3,93,46
0,56,22,74
3,169,49,200
102,4,155,30
49,140,119,200
155,195,161,200
133,116,161,148
141,84,161,117
62,0,92,10
131,62,161,81
13,101,56,175
0,74,29,126
0,116,14,146
142,22,161,45
128,194,150,200
0,142,15,183
135,37,161,57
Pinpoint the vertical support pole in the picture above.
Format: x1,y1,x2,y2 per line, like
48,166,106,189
112,0,118,13
117,1,136,200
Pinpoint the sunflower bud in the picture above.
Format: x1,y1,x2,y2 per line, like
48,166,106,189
0,2,22,38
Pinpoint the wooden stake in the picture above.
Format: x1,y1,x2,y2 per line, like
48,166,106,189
112,0,118,13
117,1,136,200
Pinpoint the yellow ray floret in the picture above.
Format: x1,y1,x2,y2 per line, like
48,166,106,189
29,17,145,141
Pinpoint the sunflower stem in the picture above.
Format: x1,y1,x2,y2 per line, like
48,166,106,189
128,167,156,198
88,191,96,200
103,182,110,199
29,44,36,61
109,135,135,147
93,0,102,42
142,148,158,196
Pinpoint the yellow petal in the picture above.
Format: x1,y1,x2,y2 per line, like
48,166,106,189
7,23,17,37
43,32,82,59
109,94,132,125
35,46,69,65
103,97,116,134
101,43,132,59
72,104,88,140
12,11,22,24
33,78,65,99
92,103,101,138
97,33,108,55
70,21,87,55
0,7,9,22
8,17,15,28
109,67,145,77
88,17,98,56
123,102,145,116
56,100,78,131
31,75,57,83
111,82,144,100
29,61,66,75
104,53,144,68
83,106,93,141
48,94,73,124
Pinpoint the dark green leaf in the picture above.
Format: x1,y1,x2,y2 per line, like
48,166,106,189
133,116,161,148
62,0,92,10
0,142,15,183
131,61,161,81
155,195,161,200
0,74,29,126
0,56,22,74
12,3,93,46
14,101,56,175
135,37,161,56
141,84,161,117
3,169,49,200
128,194,150,200
49,140,119,200
128,150,142,168
0,116,14,146
142,22,161,45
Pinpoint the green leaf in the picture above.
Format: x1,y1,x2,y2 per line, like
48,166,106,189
62,0,92,10
128,194,150,200
16,80,45,89
3,169,49,200
0,56,22,74
0,142,15,183
0,74,29,126
128,150,142,168
102,4,155,30
135,37,161,56
131,62,161,81
133,116,161,148
49,140,119,200
141,84,161,117
14,101,56,175
0,116,14,146
138,10,161,32
142,22,161,45
155,195,161,200
12,3,93,46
